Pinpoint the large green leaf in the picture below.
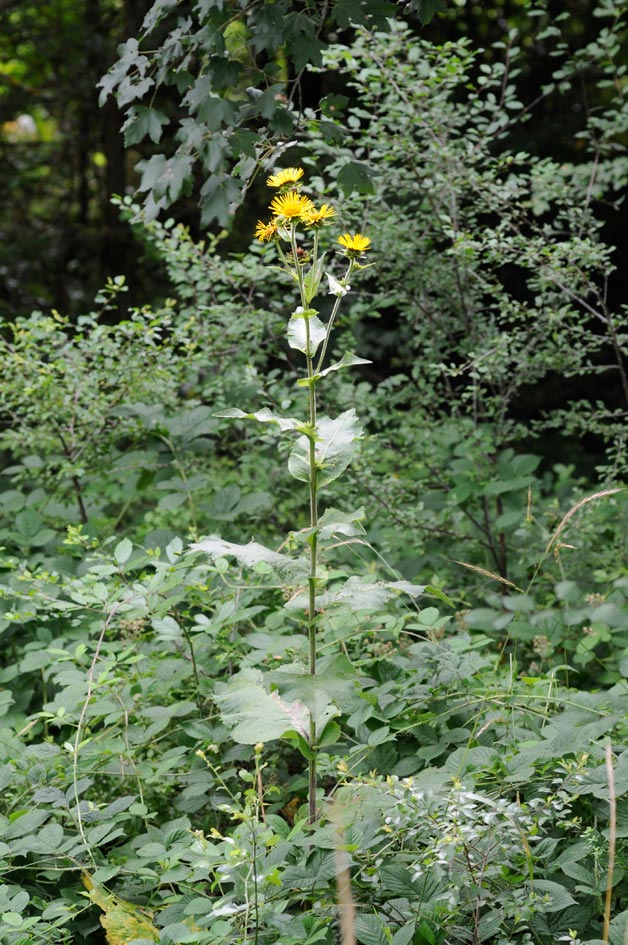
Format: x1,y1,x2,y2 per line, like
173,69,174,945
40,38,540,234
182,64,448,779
141,0,178,32
527,880,577,913
189,536,308,582
216,407,301,432
317,577,392,612
299,506,367,541
287,309,327,356
137,153,194,203
354,914,388,945
609,910,628,945
215,669,337,744
163,405,219,441
288,409,362,486
216,669,309,743
317,506,366,537
268,654,356,714
402,0,447,24
285,575,427,614
319,351,371,377
199,173,242,227
303,256,326,304
122,105,169,146
337,161,375,196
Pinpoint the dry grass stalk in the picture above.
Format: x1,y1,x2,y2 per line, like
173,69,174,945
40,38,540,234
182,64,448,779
603,742,617,944
335,845,357,945
544,489,623,556
452,559,522,591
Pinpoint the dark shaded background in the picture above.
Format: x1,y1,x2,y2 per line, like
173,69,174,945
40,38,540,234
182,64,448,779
1,0,625,323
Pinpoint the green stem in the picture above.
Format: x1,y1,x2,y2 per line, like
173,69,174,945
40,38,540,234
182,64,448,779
182,625,203,714
314,260,354,375
306,341,318,824
292,224,320,824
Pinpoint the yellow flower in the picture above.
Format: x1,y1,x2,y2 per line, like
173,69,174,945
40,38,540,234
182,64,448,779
303,203,336,226
266,167,305,188
269,191,315,220
337,232,371,254
255,219,278,242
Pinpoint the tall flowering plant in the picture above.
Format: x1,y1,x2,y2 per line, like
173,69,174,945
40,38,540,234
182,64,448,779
255,169,370,818
193,168,419,823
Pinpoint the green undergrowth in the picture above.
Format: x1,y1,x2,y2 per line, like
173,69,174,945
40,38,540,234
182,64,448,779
1,529,628,943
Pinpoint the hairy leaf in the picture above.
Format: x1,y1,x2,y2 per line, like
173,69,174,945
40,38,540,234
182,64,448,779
215,668,310,742
216,407,302,432
287,310,327,356
189,535,308,582
288,409,362,487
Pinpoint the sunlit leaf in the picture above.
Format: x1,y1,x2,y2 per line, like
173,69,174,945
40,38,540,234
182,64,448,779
189,535,308,582
288,409,362,486
215,668,310,742
216,407,302,432
287,311,327,356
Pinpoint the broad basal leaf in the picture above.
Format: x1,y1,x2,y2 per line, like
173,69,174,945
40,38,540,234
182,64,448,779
268,654,355,715
215,668,310,743
288,409,362,487
286,575,429,614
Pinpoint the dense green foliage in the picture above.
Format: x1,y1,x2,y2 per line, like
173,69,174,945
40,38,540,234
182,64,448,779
2,3,628,945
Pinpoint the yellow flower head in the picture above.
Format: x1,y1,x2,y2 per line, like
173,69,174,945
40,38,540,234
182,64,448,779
266,167,305,188
269,191,314,221
303,203,336,227
255,219,278,242
337,232,371,255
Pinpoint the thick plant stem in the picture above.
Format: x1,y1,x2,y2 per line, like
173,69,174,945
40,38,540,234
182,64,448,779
306,313,319,824
292,224,320,823
307,441,318,821
307,390,318,822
